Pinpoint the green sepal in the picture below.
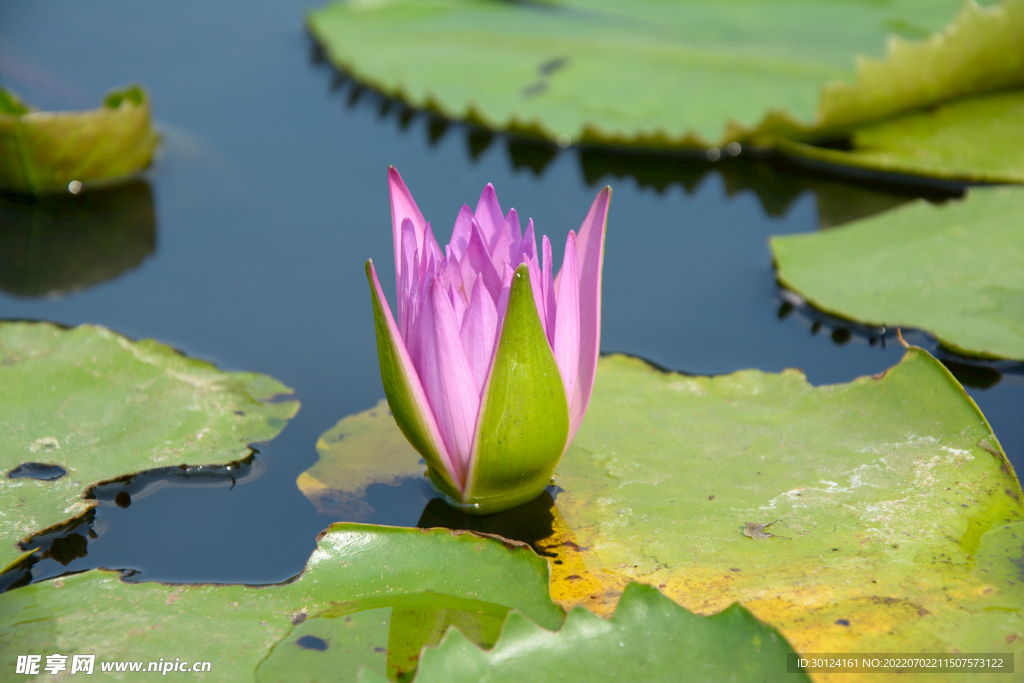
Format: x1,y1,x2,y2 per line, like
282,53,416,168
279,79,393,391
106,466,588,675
462,264,570,515
366,260,461,494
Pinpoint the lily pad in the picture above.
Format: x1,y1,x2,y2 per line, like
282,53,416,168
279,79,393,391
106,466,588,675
307,0,1023,148
287,345,1023,670
361,583,810,683
778,88,1024,183
771,186,1024,361
0,322,299,570
0,524,563,683
549,349,1023,673
0,85,159,195
0,180,156,298
298,399,425,517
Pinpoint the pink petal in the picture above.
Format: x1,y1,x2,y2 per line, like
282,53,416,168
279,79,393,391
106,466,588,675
416,277,481,482
450,205,474,262
367,259,460,488
524,255,548,341
437,250,465,305
474,183,505,249
420,222,443,279
389,167,427,291
505,208,523,253
460,275,499,394
489,220,516,277
496,263,515,321
449,283,467,330
567,187,610,443
553,230,580,428
462,219,502,301
517,218,537,263
398,218,419,338
541,234,556,345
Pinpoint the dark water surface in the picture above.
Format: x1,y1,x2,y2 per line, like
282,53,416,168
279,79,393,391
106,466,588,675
1,1,1020,588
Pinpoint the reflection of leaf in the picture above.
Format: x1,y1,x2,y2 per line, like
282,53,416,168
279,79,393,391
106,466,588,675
0,322,299,570
298,399,425,516
549,350,1023,678
0,85,158,195
0,180,156,298
362,583,809,683
772,187,1024,360
307,0,1023,149
779,89,1024,183
578,149,933,228
0,524,563,683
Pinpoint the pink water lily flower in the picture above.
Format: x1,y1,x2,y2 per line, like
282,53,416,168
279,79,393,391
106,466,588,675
366,167,610,514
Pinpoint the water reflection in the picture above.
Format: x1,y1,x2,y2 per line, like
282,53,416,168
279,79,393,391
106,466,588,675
0,180,156,298
417,489,558,553
309,42,961,230
579,147,961,228
775,286,1022,390
0,454,258,593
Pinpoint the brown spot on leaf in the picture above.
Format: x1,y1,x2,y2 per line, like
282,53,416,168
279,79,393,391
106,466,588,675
743,520,790,540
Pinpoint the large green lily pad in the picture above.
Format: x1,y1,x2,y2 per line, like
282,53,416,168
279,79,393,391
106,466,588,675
0,85,159,195
320,348,1023,678
307,0,1023,149
0,322,299,570
771,186,1024,361
0,524,563,683
778,88,1024,183
549,350,1023,679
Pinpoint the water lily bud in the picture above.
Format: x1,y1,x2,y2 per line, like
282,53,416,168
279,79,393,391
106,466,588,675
366,167,610,515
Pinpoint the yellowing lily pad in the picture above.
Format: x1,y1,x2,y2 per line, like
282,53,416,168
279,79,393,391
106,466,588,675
550,350,1023,678
0,524,563,683
298,399,425,517
0,85,159,195
0,322,299,570
771,186,1024,361
285,346,1023,675
307,0,1023,150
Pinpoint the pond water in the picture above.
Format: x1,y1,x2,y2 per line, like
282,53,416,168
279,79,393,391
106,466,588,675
2,1,1021,589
